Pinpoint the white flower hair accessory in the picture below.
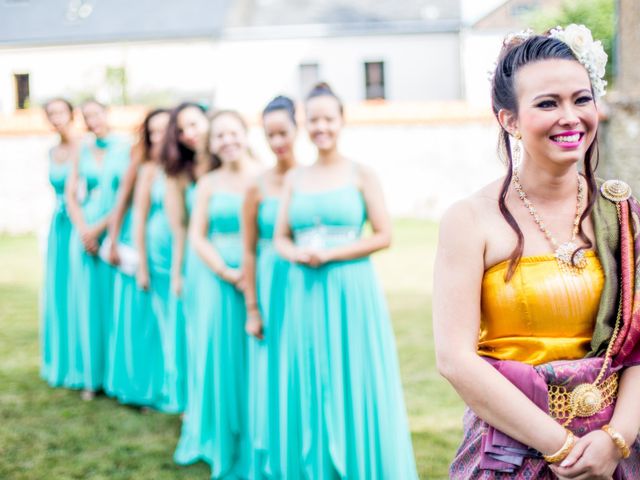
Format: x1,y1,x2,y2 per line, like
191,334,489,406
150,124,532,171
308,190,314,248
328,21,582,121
549,24,608,97
488,24,608,98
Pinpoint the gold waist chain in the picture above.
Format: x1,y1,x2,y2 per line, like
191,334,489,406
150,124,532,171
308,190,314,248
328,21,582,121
548,372,618,421
548,202,624,427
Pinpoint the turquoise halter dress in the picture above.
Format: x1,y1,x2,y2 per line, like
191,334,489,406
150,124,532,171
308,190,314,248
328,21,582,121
40,155,72,387
175,191,250,479
280,180,418,479
67,135,130,391
248,191,290,479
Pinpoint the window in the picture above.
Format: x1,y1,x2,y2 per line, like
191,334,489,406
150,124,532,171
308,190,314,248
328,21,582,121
299,63,320,98
14,73,30,109
510,1,539,16
364,61,385,100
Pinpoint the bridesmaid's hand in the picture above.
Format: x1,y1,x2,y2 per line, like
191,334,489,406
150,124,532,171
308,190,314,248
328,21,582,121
136,268,150,291
305,248,332,267
292,248,312,265
79,226,99,255
222,268,244,290
549,430,620,479
245,311,264,340
108,240,121,265
171,274,183,296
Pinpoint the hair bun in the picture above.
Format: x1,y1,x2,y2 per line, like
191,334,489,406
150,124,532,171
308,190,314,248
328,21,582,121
263,95,296,125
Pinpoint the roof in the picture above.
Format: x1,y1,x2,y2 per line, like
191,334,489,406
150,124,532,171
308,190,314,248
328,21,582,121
226,0,462,33
0,0,230,46
0,0,461,47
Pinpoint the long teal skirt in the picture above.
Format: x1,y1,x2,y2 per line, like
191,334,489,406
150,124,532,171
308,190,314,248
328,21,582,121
149,269,187,413
66,232,112,391
175,249,249,478
280,258,418,480
105,270,163,406
40,203,73,386
248,244,289,479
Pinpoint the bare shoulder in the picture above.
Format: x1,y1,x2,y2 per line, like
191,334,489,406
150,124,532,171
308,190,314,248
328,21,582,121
439,178,505,254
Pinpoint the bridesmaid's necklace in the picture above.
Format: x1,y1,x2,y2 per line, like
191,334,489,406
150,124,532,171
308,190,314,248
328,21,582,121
512,169,586,272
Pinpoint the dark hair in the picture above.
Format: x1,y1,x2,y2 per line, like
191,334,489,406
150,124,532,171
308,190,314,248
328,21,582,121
491,35,599,280
136,108,170,162
161,102,209,179
44,97,74,119
208,109,250,169
305,81,344,115
263,95,296,126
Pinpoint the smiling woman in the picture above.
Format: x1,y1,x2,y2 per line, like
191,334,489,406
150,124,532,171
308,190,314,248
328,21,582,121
433,25,640,479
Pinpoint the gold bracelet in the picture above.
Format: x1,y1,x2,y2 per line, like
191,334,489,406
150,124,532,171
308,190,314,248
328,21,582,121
602,424,631,459
543,430,576,464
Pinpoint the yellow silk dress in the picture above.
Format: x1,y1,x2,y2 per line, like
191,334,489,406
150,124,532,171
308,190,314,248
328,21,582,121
479,251,604,365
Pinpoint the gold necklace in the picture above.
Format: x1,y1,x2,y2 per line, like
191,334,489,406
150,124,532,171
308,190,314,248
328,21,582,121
512,169,586,271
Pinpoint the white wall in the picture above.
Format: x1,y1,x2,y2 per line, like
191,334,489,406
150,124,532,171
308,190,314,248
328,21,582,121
1,121,504,234
212,33,462,110
0,32,461,113
460,29,505,107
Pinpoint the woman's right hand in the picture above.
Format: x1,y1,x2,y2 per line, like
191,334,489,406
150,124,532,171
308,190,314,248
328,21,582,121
136,268,150,291
171,274,183,296
222,268,245,291
245,311,264,340
79,225,99,254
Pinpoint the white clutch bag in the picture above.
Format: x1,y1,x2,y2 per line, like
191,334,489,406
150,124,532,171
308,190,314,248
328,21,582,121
98,238,140,276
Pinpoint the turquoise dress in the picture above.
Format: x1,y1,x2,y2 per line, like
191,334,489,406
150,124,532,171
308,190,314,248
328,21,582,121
175,192,250,480
146,170,186,413
248,194,289,479
67,135,130,391
40,156,72,387
281,184,418,479
106,168,164,407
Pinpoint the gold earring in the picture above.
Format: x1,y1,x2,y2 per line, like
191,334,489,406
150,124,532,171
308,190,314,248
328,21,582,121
512,131,522,166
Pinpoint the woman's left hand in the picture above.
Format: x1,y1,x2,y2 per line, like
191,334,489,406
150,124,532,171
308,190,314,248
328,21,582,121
549,430,620,479
306,249,333,267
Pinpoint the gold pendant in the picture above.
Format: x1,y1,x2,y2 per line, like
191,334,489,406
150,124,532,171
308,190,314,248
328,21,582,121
570,383,603,417
555,242,587,271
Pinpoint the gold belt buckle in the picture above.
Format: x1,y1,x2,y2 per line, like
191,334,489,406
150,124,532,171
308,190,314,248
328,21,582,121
548,372,618,420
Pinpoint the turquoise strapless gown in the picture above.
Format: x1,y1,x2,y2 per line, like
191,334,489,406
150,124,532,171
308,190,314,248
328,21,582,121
175,192,250,479
248,196,289,479
67,136,130,391
146,171,186,413
281,185,418,479
40,157,72,387
106,167,164,407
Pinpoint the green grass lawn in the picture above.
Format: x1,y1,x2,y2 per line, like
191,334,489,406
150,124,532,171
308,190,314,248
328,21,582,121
0,220,465,479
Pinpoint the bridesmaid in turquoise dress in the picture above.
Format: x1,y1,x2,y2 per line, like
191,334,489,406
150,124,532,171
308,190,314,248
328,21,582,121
160,102,212,414
65,100,131,399
242,96,297,479
274,83,418,479
104,109,170,407
175,110,260,479
132,108,190,412
40,98,77,387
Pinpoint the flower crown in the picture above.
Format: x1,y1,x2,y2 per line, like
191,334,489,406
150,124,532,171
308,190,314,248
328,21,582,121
489,24,608,97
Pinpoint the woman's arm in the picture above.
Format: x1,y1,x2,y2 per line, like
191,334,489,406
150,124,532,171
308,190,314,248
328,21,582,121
165,176,188,295
65,150,98,254
274,171,307,264
313,165,391,265
107,148,141,264
433,199,569,457
241,182,263,339
189,176,242,287
133,164,154,290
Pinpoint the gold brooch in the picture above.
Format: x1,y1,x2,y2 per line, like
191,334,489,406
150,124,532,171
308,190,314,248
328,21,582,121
601,180,632,202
